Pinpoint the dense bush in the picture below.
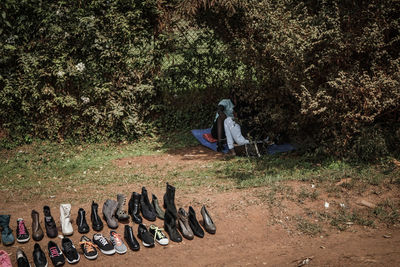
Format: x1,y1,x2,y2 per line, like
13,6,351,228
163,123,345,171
0,0,161,141
181,0,400,158
1,0,399,160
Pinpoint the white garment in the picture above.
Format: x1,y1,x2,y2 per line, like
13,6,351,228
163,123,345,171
224,117,249,150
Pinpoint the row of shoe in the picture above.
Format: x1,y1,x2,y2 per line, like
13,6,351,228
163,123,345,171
1,237,79,267
2,221,192,267
0,183,216,247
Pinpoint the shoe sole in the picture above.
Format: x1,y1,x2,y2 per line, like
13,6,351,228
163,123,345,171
17,236,30,243
2,240,14,245
115,247,127,254
99,248,116,255
156,239,169,246
66,254,80,264
84,253,98,260
141,241,154,247
92,224,103,231
62,230,73,236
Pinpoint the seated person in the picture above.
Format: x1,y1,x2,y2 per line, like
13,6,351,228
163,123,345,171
211,99,249,155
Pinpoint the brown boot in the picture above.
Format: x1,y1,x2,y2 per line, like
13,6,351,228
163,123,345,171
31,210,44,241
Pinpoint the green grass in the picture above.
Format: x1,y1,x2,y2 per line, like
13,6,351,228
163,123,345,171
1,132,399,202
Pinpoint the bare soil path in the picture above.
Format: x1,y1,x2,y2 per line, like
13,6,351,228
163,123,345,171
1,146,399,266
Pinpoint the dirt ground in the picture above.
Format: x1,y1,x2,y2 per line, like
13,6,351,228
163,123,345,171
1,146,400,266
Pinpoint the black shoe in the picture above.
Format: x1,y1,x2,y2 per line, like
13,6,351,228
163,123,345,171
48,240,65,266
188,206,204,238
16,218,30,243
43,206,58,238
91,201,103,231
79,235,98,260
62,237,80,264
137,224,154,247
163,183,178,219
140,187,157,221
76,208,89,234
33,243,48,267
93,233,115,255
124,225,140,251
16,248,29,267
201,205,216,234
164,210,182,243
128,192,142,224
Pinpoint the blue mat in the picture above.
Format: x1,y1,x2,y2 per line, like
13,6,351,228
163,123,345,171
191,128,295,155
191,128,229,153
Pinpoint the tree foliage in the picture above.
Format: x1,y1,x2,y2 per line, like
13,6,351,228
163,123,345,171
181,0,400,159
1,0,399,160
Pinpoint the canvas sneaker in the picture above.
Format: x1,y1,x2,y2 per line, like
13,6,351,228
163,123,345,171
48,241,65,266
93,233,115,255
16,218,30,243
79,235,98,260
61,237,80,264
0,250,12,267
137,224,155,247
110,231,127,254
149,224,169,246
16,248,30,267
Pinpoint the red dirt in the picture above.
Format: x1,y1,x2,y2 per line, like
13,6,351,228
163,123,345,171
1,146,399,266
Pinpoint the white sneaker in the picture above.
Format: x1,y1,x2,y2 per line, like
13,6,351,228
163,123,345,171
60,204,73,235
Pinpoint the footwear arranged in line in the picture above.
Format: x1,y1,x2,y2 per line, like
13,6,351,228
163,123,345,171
164,210,182,243
91,201,103,231
48,240,65,266
124,225,140,251
103,199,118,229
16,218,30,243
31,210,44,241
188,206,205,238
16,248,30,267
60,204,73,236
178,208,194,240
128,192,142,224
1,182,217,265
79,235,98,260
43,206,58,238
76,208,90,234
149,224,169,246
0,215,14,245
116,194,130,221
110,231,127,254
0,250,12,267
93,233,116,255
33,243,47,267
62,237,80,264
140,187,157,221
137,223,155,247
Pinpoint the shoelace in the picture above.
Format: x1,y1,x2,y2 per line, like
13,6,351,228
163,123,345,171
63,241,74,252
97,236,108,246
49,247,59,257
79,241,97,253
18,220,27,235
111,232,123,246
151,226,165,241
0,255,9,264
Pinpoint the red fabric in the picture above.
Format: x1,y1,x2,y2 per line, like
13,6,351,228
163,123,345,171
203,133,217,143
